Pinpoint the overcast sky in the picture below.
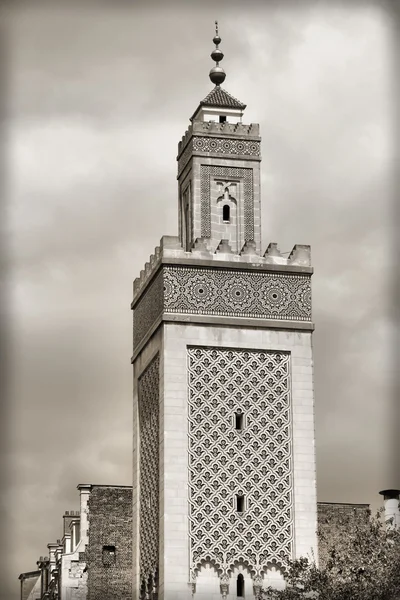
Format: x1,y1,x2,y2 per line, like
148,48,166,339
1,1,398,598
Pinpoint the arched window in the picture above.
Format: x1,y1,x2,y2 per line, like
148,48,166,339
237,573,244,597
223,204,230,222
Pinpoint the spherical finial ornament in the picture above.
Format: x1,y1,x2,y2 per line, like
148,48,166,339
209,65,226,85
213,20,222,47
211,48,224,63
209,20,226,86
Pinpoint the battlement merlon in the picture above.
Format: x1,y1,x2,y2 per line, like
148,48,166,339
131,235,312,307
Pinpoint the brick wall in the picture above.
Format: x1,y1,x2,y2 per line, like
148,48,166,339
317,502,370,567
86,485,132,600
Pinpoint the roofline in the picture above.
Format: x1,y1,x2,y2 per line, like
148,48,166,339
77,483,132,490
317,501,370,507
190,104,245,123
18,570,40,580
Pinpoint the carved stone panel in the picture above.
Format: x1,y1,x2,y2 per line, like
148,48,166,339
163,267,311,321
200,166,254,240
187,347,294,575
133,271,163,349
138,355,160,588
177,137,260,177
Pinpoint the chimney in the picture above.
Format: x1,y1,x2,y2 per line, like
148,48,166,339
77,484,92,547
379,489,400,530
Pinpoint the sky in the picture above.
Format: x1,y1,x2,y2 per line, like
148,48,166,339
1,1,398,598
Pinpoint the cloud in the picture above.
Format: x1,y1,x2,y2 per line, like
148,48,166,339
1,2,396,598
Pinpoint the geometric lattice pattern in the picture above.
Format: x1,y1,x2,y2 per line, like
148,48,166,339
164,267,311,321
138,355,160,587
187,347,293,576
200,166,254,239
133,271,163,349
193,136,260,156
133,266,312,352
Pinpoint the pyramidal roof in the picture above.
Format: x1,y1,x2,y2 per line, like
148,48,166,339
200,86,246,110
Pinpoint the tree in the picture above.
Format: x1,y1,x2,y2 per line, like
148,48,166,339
262,508,400,600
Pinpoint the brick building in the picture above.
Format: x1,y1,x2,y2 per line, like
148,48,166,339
19,487,381,600
18,484,132,600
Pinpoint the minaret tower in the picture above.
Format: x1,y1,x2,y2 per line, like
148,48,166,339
132,24,318,600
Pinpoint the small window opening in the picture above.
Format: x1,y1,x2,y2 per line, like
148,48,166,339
222,204,230,222
219,115,227,123
237,573,245,597
236,494,245,513
235,413,244,430
102,545,116,566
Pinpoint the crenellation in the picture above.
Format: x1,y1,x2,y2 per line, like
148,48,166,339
215,239,233,254
288,244,312,267
177,121,262,162
132,237,313,308
240,240,258,256
191,237,211,254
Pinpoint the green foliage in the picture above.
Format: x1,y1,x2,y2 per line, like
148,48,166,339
262,509,400,600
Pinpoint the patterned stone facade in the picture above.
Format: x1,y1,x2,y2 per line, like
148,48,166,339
200,165,254,240
188,347,293,577
177,122,260,177
138,356,160,595
176,118,262,254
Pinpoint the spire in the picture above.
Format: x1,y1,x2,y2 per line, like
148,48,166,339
209,21,226,86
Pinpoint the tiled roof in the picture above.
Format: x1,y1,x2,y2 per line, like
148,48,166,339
199,86,246,110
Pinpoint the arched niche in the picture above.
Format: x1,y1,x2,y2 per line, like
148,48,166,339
194,561,220,599
228,564,254,599
262,565,286,592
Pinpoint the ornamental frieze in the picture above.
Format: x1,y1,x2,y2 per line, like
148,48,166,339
132,265,312,352
178,136,261,176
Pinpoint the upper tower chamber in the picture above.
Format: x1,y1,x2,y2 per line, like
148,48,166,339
177,23,262,254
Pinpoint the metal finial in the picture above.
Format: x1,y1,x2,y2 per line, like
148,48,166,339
213,20,221,46
210,21,225,86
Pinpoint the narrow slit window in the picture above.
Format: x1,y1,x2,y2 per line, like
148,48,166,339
236,494,245,513
223,204,230,222
237,573,244,597
235,413,244,431
102,545,116,566
219,115,227,123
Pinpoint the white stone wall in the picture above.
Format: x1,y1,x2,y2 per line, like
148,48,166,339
159,322,317,600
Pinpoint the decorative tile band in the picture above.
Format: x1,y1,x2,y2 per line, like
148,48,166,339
163,266,311,320
133,271,163,349
177,137,261,177
132,265,312,353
